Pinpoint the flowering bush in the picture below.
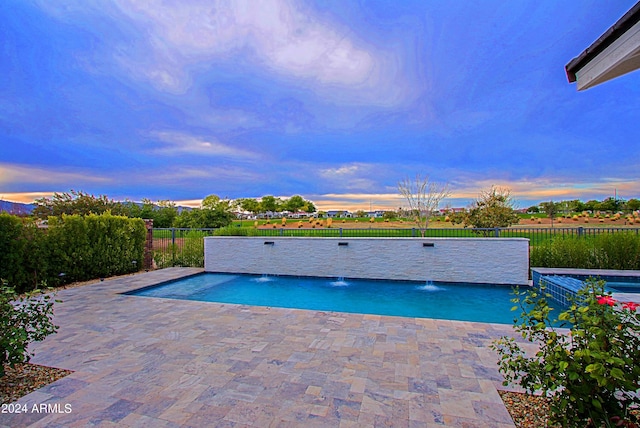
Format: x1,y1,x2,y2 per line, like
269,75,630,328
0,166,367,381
492,279,640,427
1,280,59,377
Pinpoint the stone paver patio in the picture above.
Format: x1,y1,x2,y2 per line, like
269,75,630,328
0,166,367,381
2,268,522,427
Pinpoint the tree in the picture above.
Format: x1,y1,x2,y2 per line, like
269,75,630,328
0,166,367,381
303,200,316,214
398,174,450,237
599,196,624,213
527,205,539,213
626,198,640,212
584,199,600,212
201,194,221,210
540,200,561,227
453,186,520,232
125,198,177,227
153,200,178,228
199,195,234,227
174,194,234,228
259,195,281,217
283,195,305,213
32,190,127,219
237,198,261,217
572,199,586,213
383,210,397,220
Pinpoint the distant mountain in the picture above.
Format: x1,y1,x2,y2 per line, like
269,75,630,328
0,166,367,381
0,200,35,215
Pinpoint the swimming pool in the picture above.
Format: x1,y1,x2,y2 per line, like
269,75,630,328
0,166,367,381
127,273,530,324
606,281,640,294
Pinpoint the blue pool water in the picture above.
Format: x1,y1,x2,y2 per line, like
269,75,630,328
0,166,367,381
606,281,640,294
127,273,531,324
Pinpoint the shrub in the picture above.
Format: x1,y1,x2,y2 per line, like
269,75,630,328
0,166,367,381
0,215,53,292
0,214,31,290
1,280,59,377
214,226,259,236
492,279,640,427
530,233,640,270
595,233,640,270
46,213,146,283
1,213,146,291
530,237,593,268
173,231,206,267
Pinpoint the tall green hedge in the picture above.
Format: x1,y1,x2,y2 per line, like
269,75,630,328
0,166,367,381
0,213,146,293
0,214,29,287
530,232,640,270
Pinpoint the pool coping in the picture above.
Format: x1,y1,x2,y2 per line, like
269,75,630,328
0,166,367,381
1,267,525,427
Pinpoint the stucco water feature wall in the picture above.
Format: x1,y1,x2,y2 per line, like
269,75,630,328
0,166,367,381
204,237,529,285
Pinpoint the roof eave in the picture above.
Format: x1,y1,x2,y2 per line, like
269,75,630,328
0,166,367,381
565,2,640,83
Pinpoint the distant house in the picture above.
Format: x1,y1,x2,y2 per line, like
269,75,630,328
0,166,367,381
288,211,311,219
441,207,466,214
233,210,255,220
566,3,640,90
326,210,352,218
366,210,385,218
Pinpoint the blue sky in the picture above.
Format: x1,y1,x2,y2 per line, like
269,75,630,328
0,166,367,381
1,1,639,211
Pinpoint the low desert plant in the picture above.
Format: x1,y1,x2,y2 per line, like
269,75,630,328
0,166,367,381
492,279,640,427
1,280,59,377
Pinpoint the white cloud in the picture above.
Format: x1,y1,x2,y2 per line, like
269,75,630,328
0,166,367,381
103,0,407,104
147,131,259,158
0,163,111,186
35,0,412,104
317,163,381,191
113,0,375,87
147,165,260,184
319,164,362,177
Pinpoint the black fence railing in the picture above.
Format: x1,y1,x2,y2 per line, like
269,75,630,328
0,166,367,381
152,226,639,268
152,228,217,268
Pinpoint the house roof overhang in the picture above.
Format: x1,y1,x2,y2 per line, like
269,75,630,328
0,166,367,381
565,2,640,90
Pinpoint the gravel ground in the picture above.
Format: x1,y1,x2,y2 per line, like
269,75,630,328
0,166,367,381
1,363,73,405
499,390,556,428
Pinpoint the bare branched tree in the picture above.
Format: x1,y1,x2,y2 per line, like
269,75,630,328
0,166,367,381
398,174,451,237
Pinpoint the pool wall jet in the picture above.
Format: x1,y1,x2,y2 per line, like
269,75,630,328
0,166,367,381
204,237,530,285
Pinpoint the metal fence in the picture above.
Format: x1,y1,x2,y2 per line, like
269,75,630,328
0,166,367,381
152,228,217,268
152,226,639,268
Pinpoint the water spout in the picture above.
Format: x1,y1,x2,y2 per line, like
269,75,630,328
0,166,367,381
417,279,443,291
330,277,349,286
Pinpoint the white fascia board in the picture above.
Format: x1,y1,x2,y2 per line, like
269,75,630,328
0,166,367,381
576,19,640,90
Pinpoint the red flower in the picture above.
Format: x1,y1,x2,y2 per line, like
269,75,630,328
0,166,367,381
622,302,639,311
597,295,616,306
